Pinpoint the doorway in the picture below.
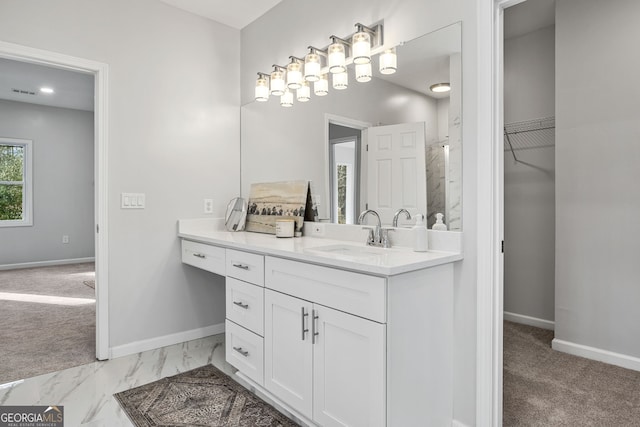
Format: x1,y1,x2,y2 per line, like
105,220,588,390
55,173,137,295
0,40,109,361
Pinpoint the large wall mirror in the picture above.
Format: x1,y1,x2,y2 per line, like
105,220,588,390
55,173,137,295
241,22,462,231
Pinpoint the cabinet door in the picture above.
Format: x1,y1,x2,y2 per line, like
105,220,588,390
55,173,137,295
313,305,386,427
264,289,313,419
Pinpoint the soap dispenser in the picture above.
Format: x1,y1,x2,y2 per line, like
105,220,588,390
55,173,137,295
412,213,428,252
432,213,448,231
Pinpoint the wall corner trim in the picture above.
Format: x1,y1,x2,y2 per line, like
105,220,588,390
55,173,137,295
552,339,640,373
110,323,225,359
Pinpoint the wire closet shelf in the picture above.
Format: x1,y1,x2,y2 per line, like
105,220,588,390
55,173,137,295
504,116,555,162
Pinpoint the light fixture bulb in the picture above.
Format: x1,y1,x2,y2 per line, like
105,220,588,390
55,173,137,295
287,60,302,89
352,31,371,65
328,41,346,74
255,75,269,102
355,63,372,83
297,81,310,102
332,71,348,90
280,89,293,107
379,47,397,75
314,74,329,96
430,82,451,93
40,87,54,94
304,52,321,82
270,69,285,96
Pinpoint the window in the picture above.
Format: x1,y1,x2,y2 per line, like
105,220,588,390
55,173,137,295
0,138,33,227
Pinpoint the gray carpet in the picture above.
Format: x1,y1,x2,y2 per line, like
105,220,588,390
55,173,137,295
115,364,298,427
503,320,640,426
0,263,96,384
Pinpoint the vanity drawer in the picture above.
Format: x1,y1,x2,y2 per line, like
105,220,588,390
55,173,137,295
226,277,264,336
226,249,264,286
181,240,225,275
225,320,264,386
265,257,387,323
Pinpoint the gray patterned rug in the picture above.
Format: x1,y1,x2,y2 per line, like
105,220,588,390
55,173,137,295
115,364,298,426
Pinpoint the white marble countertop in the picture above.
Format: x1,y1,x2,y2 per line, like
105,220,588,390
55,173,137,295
178,219,463,276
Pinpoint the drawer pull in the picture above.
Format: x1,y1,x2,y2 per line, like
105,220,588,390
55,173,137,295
301,307,309,340
233,301,249,309
232,263,249,270
233,346,249,357
312,309,319,344
192,253,206,259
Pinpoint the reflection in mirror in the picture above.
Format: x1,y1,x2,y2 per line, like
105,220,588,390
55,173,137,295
241,22,461,230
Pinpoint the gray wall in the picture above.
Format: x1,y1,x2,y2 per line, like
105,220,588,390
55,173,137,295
0,100,94,265
0,0,240,349
555,0,640,357
503,25,556,323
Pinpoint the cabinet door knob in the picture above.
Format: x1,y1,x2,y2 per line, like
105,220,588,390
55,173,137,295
233,346,249,357
192,253,206,259
301,307,309,340
233,301,249,309
232,263,249,270
312,309,319,344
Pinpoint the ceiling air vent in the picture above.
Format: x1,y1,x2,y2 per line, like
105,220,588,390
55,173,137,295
12,88,37,96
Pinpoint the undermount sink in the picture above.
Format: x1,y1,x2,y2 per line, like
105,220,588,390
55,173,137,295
305,244,392,261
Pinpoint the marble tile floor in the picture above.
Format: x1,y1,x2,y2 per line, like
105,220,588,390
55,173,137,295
0,334,232,426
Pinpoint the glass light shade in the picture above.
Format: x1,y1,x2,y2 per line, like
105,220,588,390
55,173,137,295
352,31,371,65
304,52,321,82
332,71,348,90
270,69,285,96
379,48,397,75
328,42,346,74
280,89,293,107
355,63,372,83
297,81,310,102
287,61,302,89
255,76,269,101
314,74,329,96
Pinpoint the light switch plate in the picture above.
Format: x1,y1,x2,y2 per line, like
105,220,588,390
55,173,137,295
122,193,145,209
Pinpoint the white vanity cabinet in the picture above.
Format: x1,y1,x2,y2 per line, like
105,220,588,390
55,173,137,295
180,235,455,427
263,288,385,427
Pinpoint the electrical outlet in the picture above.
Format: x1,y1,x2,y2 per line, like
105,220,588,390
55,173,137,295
62,235,70,244
309,223,325,236
204,199,214,214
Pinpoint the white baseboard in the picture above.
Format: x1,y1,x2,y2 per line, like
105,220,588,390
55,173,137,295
0,257,95,271
452,420,471,427
504,311,554,330
552,338,640,372
110,323,225,359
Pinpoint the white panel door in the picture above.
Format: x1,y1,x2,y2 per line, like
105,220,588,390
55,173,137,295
367,122,427,224
313,305,386,427
264,289,313,419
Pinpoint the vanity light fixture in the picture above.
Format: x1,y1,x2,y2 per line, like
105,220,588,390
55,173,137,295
352,23,377,65
280,89,293,107
297,81,311,102
255,21,390,106
287,57,303,89
333,70,349,90
430,82,451,93
270,65,286,96
314,74,329,96
355,63,372,82
255,73,270,102
304,47,323,82
379,47,397,75
328,36,349,74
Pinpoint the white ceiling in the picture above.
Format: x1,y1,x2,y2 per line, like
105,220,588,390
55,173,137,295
158,0,282,29
0,58,94,112
504,0,556,40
